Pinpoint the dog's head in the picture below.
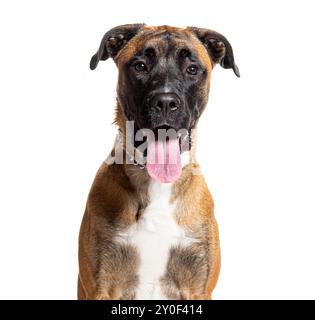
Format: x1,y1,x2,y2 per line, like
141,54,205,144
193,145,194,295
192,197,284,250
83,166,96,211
90,24,239,132
90,24,239,182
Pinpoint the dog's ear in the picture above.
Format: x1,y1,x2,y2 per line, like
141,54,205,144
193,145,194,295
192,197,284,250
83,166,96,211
187,27,240,77
90,23,145,70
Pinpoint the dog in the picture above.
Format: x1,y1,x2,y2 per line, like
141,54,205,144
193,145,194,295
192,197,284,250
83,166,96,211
78,24,239,300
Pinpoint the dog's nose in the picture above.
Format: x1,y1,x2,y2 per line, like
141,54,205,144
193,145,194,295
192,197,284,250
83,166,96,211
150,93,180,115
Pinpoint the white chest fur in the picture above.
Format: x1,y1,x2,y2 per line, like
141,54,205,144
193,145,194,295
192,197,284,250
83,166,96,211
117,179,194,300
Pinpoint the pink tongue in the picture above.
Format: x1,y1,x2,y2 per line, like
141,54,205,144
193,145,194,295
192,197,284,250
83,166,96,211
146,138,182,183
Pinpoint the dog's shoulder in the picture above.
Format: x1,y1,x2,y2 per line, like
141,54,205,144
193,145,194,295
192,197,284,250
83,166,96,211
86,163,135,218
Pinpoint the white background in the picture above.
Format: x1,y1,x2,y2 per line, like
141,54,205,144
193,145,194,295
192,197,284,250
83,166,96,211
0,0,314,299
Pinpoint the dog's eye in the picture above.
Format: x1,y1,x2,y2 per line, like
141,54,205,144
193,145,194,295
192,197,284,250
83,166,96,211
134,62,147,72
186,65,199,75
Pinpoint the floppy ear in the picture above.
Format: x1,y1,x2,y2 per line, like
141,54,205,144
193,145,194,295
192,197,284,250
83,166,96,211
90,23,145,70
187,27,240,77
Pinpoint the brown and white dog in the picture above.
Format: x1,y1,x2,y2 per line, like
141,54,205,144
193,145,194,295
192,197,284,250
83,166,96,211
78,24,239,300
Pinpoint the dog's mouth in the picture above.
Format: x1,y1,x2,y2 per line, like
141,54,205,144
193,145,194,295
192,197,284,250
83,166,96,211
145,125,189,184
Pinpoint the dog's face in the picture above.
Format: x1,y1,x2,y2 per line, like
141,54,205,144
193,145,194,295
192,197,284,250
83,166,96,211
116,27,213,133
90,24,239,133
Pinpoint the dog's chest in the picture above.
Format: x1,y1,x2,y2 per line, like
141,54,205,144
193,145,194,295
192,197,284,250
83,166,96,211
118,179,193,299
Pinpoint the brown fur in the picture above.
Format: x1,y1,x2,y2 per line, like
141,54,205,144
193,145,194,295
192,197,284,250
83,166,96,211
159,163,220,299
78,25,220,300
78,162,149,299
